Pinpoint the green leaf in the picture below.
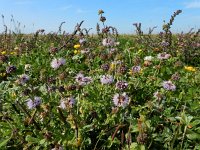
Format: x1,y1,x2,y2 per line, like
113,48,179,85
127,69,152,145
25,135,40,143
0,137,11,148
130,142,139,149
140,145,145,150
39,139,46,145
186,133,200,140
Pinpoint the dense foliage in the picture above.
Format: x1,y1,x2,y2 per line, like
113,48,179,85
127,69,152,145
0,10,200,150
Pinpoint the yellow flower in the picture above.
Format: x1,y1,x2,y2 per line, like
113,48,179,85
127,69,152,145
74,44,81,49
138,49,142,53
1,51,6,55
74,50,80,54
11,92,16,98
110,63,116,71
184,66,196,72
0,72,6,77
128,69,133,75
10,52,17,55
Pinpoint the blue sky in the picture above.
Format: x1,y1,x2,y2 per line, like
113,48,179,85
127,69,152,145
0,0,200,34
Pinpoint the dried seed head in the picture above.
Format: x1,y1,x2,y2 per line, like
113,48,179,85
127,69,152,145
101,64,110,71
117,65,127,74
136,133,148,145
0,55,8,63
100,16,106,22
67,84,76,91
98,9,104,15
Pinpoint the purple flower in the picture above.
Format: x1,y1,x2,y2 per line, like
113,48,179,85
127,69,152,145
116,81,128,90
26,97,42,109
6,65,17,74
102,38,117,47
34,97,42,106
75,73,92,86
161,41,169,47
60,97,75,109
27,99,34,109
19,74,30,85
113,93,129,108
131,66,141,73
157,52,171,60
162,80,176,91
79,38,87,44
51,58,66,69
100,75,114,84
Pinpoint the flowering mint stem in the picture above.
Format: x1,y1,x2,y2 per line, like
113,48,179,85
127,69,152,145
16,101,41,131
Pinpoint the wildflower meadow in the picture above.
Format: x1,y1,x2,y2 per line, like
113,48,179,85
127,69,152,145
0,10,200,150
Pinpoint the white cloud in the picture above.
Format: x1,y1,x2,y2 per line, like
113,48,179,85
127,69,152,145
185,0,200,8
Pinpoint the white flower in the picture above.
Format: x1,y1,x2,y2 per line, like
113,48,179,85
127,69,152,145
51,58,66,69
100,75,114,84
81,48,90,54
75,73,92,86
144,56,154,61
102,38,117,47
113,93,129,108
60,97,75,109
24,64,31,71
157,53,171,60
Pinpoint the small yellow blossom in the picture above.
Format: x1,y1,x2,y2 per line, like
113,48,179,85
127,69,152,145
11,92,16,98
74,44,81,49
128,69,133,75
1,51,6,55
0,72,6,77
184,66,196,72
138,49,142,53
10,52,17,55
110,63,116,71
74,50,80,54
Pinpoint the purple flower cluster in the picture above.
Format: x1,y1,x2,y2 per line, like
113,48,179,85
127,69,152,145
162,80,176,91
100,75,114,84
113,93,129,108
115,81,128,90
6,65,17,74
102,37,119,47
157,52,171,60
75,73,92,86
131,65,141,73
60,97,75,109
26,97,42,109
19,74,30,85
50,58,66,69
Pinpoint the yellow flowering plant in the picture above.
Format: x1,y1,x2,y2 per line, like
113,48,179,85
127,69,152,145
184,66,196,72
74,44,81,49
